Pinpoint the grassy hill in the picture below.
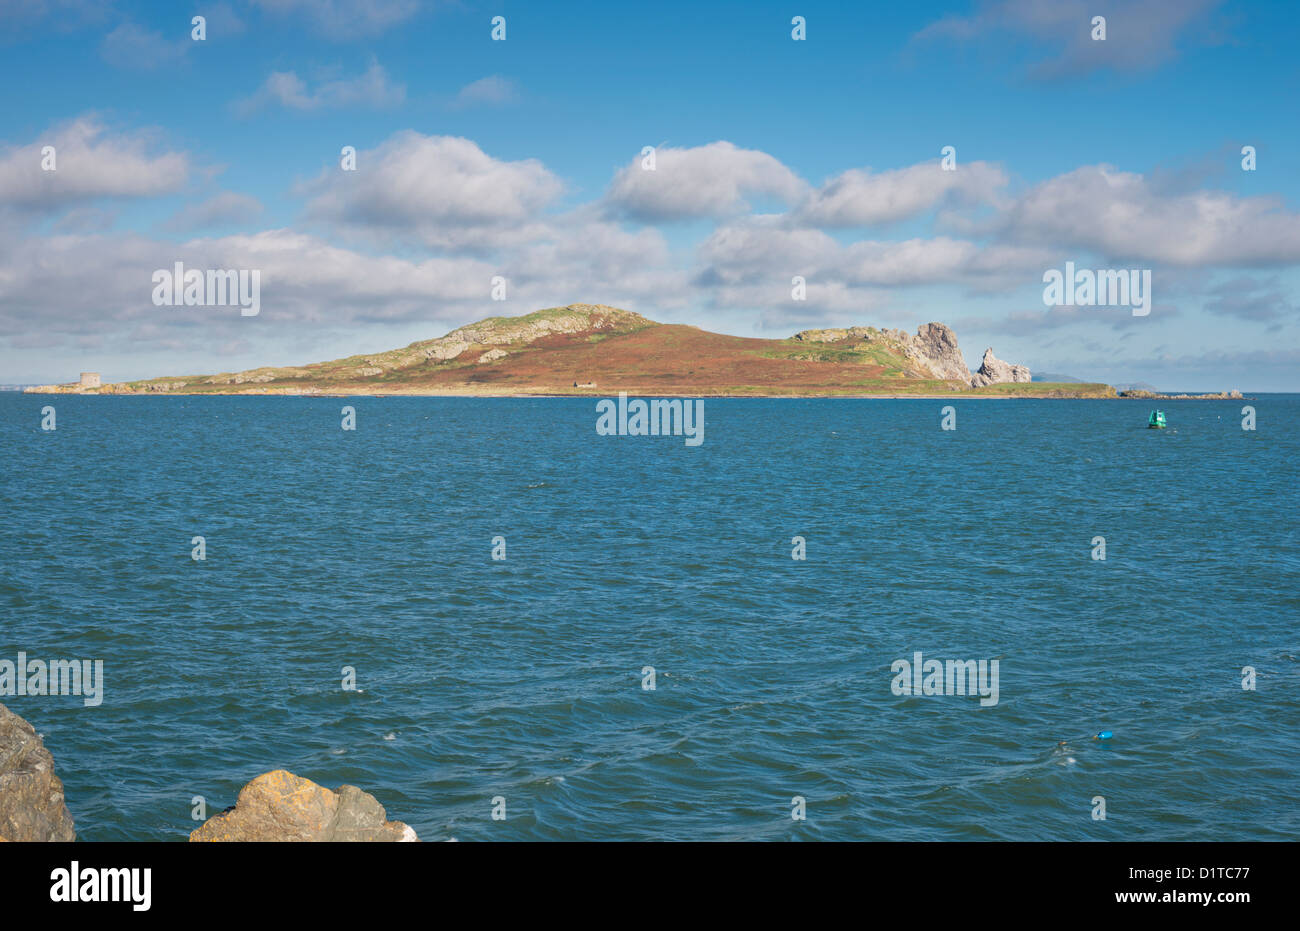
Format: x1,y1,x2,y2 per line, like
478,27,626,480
45,304,1117,398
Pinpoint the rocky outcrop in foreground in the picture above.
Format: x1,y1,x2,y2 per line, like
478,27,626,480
190,769,418,842
0,703,76,842
970,347,1031,387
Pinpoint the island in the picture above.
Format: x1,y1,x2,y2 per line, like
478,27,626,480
21,303,1140,398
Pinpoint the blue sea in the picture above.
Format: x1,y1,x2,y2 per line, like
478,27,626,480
2,393,1297,841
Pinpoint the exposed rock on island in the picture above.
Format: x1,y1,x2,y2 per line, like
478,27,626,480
793,321,974,381
0,703,77,842
970,347,1032,388
793,321,1030,387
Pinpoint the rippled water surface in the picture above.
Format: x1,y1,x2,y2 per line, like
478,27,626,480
2,394,1297,840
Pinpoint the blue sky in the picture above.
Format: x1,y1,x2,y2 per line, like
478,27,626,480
1,0,1298,388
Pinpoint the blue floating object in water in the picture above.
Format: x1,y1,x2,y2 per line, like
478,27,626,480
1095,730,1113,740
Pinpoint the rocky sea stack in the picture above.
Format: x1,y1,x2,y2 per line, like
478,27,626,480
0,703,76,842
970,347,1032,388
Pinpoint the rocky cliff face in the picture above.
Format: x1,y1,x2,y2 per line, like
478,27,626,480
910,322,973,382
0,704,77,842
793,323,1032,387
793,322,972,382
970,347,1031,387
190,769,418,842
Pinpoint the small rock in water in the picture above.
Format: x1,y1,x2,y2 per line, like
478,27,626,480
189,769,419,842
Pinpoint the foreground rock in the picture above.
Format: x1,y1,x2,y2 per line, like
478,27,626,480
970,347,1031,387
0,703,76,842
190,769,418,842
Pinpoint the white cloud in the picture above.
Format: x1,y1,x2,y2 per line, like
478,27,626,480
698,219,1046,293
299,132,564,249
697,220,839,284
502,208,691,312
451,75,519,109
605,142,809,221
841,237,984,286
794,160,1008,227
0,227,497,344
999,165,1300,266
164,192,264,231
236,63,405,114
0,117,189,210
